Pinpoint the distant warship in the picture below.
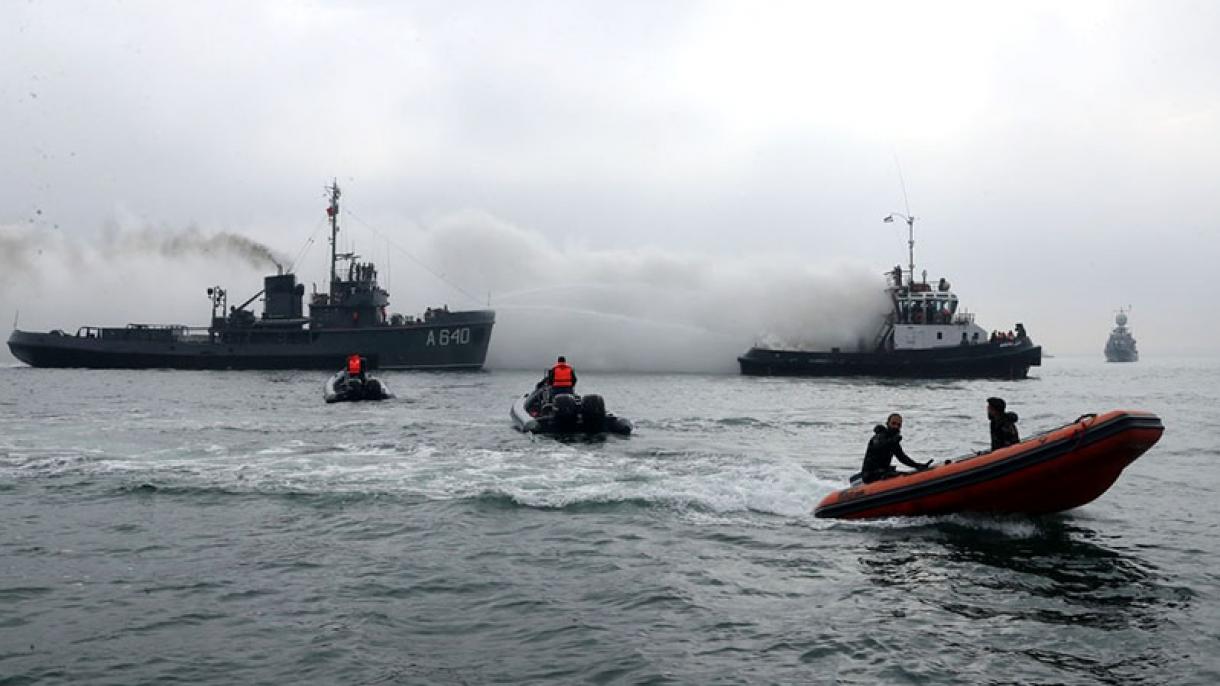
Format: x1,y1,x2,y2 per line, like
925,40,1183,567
738,213,1041,379
8,182,495,370
1104,309,1138,363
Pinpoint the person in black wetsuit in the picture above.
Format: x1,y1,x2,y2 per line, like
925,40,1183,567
987,397,1020,450
859,413,932,483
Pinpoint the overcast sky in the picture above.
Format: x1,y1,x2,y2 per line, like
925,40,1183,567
2,1,1217,368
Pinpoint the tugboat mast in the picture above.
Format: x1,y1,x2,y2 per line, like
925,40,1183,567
326,179,342,288
883,212,916,283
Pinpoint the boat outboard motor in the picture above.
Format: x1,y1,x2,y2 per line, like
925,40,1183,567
364,378,385,400
579,394,606,431
552,394,579,430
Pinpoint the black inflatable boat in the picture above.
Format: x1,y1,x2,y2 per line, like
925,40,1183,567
324,370,393,403
510,388,632,436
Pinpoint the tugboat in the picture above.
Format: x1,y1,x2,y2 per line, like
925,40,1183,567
1104,308,1139,363
7,182,495,370
738,213,1041,379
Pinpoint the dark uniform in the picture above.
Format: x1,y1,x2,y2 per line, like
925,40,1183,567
990,412,1020,449
860,425,928,483
987,397,1020,450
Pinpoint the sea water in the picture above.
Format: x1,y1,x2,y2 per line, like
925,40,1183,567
1,357,1217,684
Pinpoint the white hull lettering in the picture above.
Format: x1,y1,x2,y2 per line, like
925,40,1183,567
426,327,472,347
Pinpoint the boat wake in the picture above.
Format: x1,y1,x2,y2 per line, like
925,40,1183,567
1,438,837,519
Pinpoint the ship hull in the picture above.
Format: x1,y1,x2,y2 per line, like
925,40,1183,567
738,341,1042,379
8,311,494,370
1104,341,1138,363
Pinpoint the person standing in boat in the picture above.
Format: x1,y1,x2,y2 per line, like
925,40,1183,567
859,413,932,483
545,355,577,396
346,353,366,381
987,397,1020,450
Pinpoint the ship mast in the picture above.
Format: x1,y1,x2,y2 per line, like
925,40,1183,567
883,212,916,284
326,179,341,289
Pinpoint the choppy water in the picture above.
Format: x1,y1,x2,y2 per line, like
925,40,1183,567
2,357,1218,684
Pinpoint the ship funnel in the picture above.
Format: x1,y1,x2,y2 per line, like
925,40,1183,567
264,273,304,319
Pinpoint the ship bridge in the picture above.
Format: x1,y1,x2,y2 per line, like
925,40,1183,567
882,267,989,351
893,277,963,326
309,256,390,329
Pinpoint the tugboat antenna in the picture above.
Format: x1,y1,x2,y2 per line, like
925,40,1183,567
885,154,917,283
906,214,915,281
326,179,342,288
893,152,912,216
883,212,916,284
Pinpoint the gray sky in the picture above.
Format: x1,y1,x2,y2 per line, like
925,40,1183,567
3,1,1217,368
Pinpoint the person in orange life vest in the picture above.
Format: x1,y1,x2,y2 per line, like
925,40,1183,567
545,356,577,396
346,353,367,381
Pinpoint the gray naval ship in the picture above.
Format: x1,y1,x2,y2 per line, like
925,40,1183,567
7,182,495,370
1104,308,1138,363
738,213,1041,379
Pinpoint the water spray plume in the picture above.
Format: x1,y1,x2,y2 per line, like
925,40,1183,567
420,211,890,373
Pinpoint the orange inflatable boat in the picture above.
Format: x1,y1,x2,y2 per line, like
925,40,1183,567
814,410,1164,519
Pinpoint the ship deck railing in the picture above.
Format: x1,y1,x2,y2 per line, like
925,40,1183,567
75,325,213,342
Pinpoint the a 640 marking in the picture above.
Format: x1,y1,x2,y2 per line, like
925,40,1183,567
426,327,471,346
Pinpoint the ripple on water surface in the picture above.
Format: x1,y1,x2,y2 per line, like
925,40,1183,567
1,362,1218,684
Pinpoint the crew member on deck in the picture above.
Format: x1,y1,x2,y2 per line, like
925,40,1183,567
545,355,577,396
987,397,1020,450
858,413,932,483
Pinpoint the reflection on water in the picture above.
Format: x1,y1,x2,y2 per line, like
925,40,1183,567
856,516,1196,684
